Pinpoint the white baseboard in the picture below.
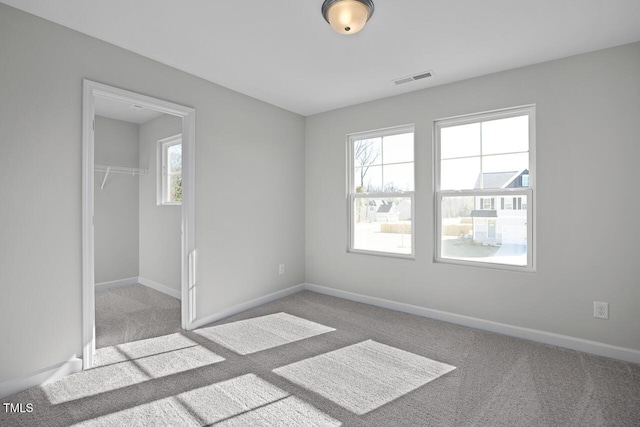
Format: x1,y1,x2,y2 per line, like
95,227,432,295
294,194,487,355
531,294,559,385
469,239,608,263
95,277,139,292
0,356,82,399
304,283,640,364
190,283,306,330
138,277,181,300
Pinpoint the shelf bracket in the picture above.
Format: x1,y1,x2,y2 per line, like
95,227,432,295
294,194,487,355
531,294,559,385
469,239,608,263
100,166,111,190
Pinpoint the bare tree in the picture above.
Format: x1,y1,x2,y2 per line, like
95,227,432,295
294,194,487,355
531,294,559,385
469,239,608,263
354,139,380,191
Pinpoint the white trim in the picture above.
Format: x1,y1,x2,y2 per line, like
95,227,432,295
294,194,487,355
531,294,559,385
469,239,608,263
434,104,536,128
95,277,139,292
82,80,96,370
303,283,640,364
347,248,415,260
82,79,197,371
190,284,306,330
347,123,416,141
182,110,197,327
0,357,82,399
138,277,181,300
437,188,531,197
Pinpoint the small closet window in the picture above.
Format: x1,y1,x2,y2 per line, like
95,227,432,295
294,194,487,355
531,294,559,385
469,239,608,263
158,134,182,205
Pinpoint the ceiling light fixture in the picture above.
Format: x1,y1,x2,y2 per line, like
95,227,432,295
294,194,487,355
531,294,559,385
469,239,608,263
322,0,374,35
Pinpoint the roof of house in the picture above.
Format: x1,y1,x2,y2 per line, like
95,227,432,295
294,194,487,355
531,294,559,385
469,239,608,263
377,204,395,214
474,169,529,189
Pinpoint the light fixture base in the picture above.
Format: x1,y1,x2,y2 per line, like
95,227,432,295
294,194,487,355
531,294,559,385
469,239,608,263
322,0,375,35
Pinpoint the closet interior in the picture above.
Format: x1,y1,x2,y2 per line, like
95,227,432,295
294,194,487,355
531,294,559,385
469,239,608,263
93,97,183,348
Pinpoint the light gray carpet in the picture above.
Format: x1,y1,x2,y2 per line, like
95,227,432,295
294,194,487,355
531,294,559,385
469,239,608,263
93,333,199,367
44,336,224,405
195,312,335,355
95,284,181,349
74,374,340,427
2,291,639,426
273,339,456,415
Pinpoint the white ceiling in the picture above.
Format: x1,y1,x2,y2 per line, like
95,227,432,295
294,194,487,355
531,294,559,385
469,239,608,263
95,96,163,124
3,0,640,116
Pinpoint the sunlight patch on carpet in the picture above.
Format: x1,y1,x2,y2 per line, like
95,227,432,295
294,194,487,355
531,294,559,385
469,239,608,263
93,333,198,367
195,312,335,355
273,340,456,415
73,374,341,426
43,344,224,404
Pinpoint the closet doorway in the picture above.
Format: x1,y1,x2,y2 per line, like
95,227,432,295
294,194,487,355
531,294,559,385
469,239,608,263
82,80,196,370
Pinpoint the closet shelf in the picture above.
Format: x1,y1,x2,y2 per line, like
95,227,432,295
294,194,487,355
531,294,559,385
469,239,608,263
95,164,147,190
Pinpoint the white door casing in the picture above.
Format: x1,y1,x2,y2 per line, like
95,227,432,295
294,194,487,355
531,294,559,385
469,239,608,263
82,80,197,369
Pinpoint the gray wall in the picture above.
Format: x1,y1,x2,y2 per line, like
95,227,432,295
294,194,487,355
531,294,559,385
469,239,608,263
94,116,140,284
0,4,305,383
305,42,640,352
138,114,182,291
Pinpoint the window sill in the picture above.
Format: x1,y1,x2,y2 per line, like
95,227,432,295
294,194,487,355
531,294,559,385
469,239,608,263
348,248,415,260
434,256,535,273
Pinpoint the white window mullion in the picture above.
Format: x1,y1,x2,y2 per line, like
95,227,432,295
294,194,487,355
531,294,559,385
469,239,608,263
479,121,484,189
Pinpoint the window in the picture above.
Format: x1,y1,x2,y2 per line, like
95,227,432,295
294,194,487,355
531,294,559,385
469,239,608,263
435,106,535,270
480,197,495,210
347,125,415,257
502,196,525,210
158,134,182,205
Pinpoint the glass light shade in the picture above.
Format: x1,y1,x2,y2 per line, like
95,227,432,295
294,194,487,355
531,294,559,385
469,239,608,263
326,0,370,35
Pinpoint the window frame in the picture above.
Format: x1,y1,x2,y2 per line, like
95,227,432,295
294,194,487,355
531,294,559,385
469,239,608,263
434,105,536,271
346,124,416,259
157,134,183,206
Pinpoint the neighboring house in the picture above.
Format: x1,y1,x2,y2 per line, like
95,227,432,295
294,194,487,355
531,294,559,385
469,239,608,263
471,170,529,246
361,200,406,222
376,201,400,222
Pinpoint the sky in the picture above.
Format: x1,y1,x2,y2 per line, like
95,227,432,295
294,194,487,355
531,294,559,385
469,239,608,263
353,115,529,192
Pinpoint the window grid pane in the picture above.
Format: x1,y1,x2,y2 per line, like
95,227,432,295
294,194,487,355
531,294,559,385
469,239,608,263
354,138,382,167
481,115,529,155
440,122,480,159
440,194,528,267
353,196,412,255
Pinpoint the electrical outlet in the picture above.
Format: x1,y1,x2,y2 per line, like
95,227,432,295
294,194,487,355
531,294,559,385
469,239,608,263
594,301,608,319
278,264,285,275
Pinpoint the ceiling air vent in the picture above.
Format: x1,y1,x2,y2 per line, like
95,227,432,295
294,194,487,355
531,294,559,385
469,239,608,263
393,70,434,86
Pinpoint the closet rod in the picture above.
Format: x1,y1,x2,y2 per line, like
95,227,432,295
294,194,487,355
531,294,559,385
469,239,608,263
95,164,147,175
95,164,147,190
